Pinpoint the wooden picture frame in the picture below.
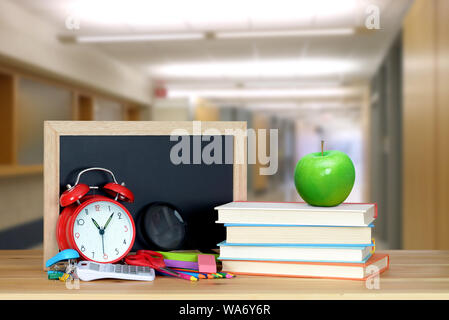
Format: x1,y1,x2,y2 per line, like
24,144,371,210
43,121,247,267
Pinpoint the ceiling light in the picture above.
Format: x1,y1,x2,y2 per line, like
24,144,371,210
244,102,359,110
69,0,359,29
71,28,354,43
165,80,342,91
167,87,362,99
75,33,205,43
216,28,355,39
150,59,356,79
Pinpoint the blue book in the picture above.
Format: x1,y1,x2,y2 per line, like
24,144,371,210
218,241,374,263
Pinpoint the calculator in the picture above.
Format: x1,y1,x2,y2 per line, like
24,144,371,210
75,261,155,281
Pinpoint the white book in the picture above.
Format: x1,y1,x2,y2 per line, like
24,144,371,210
215,202,376,226
218,242,373,263
220,254,389,280
225,224,373,245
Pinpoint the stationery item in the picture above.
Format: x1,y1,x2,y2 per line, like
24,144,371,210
125,250,197,281
174,269,234,279
164,259,198,270
49,263,68,272
198,254,217,273
48,271,65,280
57,167,136,264
137,202,187,251
170,268,216,279
218,272,235,279
45,249,80,268
157,251,219,262
218,241,373,263
59,273,71,282
47,270,63,274
224,223,373,245
45,250,79,283
174,271,203,279
215,201,376,226
75,261,155,281
220,253,389,280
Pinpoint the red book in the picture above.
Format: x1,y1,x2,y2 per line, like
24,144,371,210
221,253,389,280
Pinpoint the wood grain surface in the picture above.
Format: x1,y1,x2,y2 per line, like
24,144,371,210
1,250,449,300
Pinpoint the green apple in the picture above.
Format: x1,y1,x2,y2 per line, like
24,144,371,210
294,149,355,207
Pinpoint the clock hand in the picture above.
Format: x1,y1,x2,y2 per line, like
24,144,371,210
91,218,101,231
92,218,106,256
101,231,105,255
103,213,114,230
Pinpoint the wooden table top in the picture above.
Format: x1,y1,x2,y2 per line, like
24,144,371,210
1,250,449,300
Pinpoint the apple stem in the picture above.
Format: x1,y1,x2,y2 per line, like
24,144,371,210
321,140,324,156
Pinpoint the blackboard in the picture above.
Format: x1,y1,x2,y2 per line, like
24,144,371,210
59,135,234,251
43,121,247,267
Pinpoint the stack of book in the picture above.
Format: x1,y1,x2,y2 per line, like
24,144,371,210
215,201,389,280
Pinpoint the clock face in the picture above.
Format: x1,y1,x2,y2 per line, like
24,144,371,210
71,200,135,263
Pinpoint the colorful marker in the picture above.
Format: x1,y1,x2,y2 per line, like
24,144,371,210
175,271,203,279
218,272,235,278
169,268,234,279
158,269,198,281
171,268,217,279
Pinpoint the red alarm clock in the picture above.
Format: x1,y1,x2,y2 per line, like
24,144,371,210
57,167,136,264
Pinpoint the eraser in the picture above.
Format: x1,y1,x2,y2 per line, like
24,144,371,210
197,254,217,274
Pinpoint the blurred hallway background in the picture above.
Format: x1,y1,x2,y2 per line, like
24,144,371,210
0,0,447,250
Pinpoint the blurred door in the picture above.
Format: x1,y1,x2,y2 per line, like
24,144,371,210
370,34,402,249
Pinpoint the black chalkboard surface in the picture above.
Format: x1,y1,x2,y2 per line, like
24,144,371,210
59,135,234,251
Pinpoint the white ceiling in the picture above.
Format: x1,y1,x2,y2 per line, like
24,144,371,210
14,0,412,91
